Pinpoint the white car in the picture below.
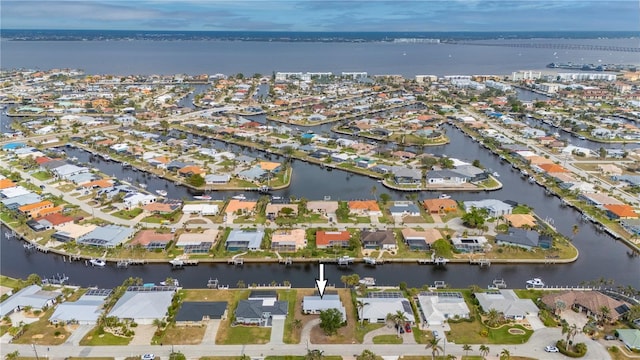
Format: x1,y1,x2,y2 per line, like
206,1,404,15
544,345,559,353
142,354,156,360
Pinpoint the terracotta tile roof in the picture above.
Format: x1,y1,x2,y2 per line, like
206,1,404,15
604,204,638,218
37,205,64,217
19,200,53,212
423,199,457,212
36,212,74,225
225,199,257,213
316,231,350,247
34,156,53,165
537,163,569,173
503,214,537,228
259,161,281,171
130,230,174,246
81,179,114,188
0,178,16,190
178,165,206,175
348,200,380,212
401,228,442,244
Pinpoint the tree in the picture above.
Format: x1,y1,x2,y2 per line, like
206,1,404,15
599,306,610,325
26,273,41,285
356,350,377,360
5,350,19,360
169,351,186,360
462,207,487,229
426,337,443,360
293,318,302,329
379,193,391,205
463,344,472,357
387,310,408,337
554,299,567,315
479,345,490,359
356,300,369,325
572,224,580,241
472,159,482,168
319,308,344,335
305,349,324,360
499,348,510,360
370,185,377,201
599,147,607,159
486,308,501,327
187,173,205,187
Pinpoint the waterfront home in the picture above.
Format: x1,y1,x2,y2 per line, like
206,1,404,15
235,291,287,327
463,199,513,217
0,178,16,190
51,163,90,180
176,229,218,254
0,285,61,317
355,157,377,169
603,204,638,220
18,200,55,218
423,198,458,214
123,192,157,209
178,165,206,177
578,192,625,206
474,290,539,320
454,165,488,183
315,230,351,249
225,199,257,216
270,229,307,252
143,202,181,214
108,286,176,325
541,291,630,324
620,219,640,236
360,230,397,250
50,289,111,325
51,223,97,243
416,292,470,326
401,228,441,250
238,166,267,182
495,227,551,250
302,293,346,321
450,235,488,253
306,201,339,217
225,229,264,251
331,153,354,163
503,214,536,228
129,230,173,250
175,302,228,325
357,294,414,324
35,213,74,227
205,174,231,185
265,203,298,220
615,329,640,351
426,169,469,185
348,200,382,216
389,202,421,217
77,224,135,248
2,192,42,210
392,167,422,185
182,203,219,216
258,161,281,173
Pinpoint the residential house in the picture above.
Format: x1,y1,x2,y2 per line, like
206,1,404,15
108,286,176,325
50,289,111,325
0,285,61,317
306,201,339,218
235,291,288,326
389,202,421,217
393,167,422,185
265,203,298,220
175,230,217,254
474,290,539,320
604,204,638,220
77,225,135,248
503,214,536,228
450,236,488,253
182,204,219,216
315,231,351,249
225,229,264,251
348,200,382,216
621,219,640,236
178,165,206,177
225,200,257,216
129,230,173,250
18,200,54,218
423,199,458,214
416,292,471,326
541,291,630,324
426,169,469,185
357,295,414,324
464,199,513,217
123,192,157,209
175,302,228,325
302,293,346,321
401,228,441,250
579,193,624,206
455,165,488,183
205,174,231,185
495,227,552,250
615,329,640,351
360,230,397,250
271,229,307,252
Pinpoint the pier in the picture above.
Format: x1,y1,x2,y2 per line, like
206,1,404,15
228,258,244,266
279,257,293,266
417,254,450,266
363,257,384,266
469,258,491,267
206,278,219,289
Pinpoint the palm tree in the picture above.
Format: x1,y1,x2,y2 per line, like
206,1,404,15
499,348,510,360
554,299,567,315
599,305,611,325
572,224,579,240
425,337,443,360
356,300,369,326
388,310,408,337
569,323,579,344
462,344,472,358
486,308,501,327
305,349,324,360
479,345,490,359
293,318,302,330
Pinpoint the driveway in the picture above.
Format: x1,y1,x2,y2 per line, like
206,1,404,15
526,314,545,331
300,318,320,344
130,325,156,345
64,324,94,346
201,319,220,345
362,324,395,344
270,318,285,345
559,309,589,329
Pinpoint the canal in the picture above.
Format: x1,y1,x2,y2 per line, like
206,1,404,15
2,122,639,289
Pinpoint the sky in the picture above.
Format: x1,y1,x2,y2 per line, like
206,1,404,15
1,0,639,32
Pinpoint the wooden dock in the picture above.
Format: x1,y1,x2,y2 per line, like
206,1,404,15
279,257,293,266
469,258,491,267
228,258,244,266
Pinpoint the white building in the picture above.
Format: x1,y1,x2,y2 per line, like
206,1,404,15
511,70,542,81
416,292,470,326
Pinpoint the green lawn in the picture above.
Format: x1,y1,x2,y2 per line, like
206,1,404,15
80,327,132,346
31,171,52,181
222,325,271,344
354,323,385,343
0,275,25,290
372,334,402,344
278,289,298,344
447,321,533,345
111,208,143,220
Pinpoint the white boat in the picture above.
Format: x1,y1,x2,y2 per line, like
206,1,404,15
358,277,376,286
578,135,587,140
439,194,451,199
89,259,106,267
139,183,147,189
526,278,545,287
160,279,180,287
528,176,536,183
193,195,212,200
232,194,246,200
492,172,500,178
156,190,168,196
169,259,184,267
520,169,529,177
102,155,111,161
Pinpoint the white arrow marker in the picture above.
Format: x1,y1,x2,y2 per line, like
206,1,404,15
315,263,328,298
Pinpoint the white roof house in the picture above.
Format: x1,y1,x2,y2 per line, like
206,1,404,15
302,294,346,321
474,290,539,320
356,297,415,324
50,289,111,325
182,204,219,216
464,199,513,217
0,186,31,199
416,292,470,326
123,193,157,208
108,287,176,324
0,285,61,317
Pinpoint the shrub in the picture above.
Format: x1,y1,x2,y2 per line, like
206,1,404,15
479,329,489,337
557,340,588,358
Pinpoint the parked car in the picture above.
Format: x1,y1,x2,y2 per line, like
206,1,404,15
604,335,616,340
544,346,559,353
405,323,412,333
142,354,155,360
432,330,439,339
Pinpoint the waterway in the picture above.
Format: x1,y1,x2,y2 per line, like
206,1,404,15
2,124,639,289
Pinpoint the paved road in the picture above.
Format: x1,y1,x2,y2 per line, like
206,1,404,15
0,326,611,359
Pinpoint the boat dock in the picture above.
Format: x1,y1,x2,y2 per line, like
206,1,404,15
417,254,450,266
228,258,244,266
206,278,219,289
363,257,384,266
469,258,491,267
279,257,293,266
